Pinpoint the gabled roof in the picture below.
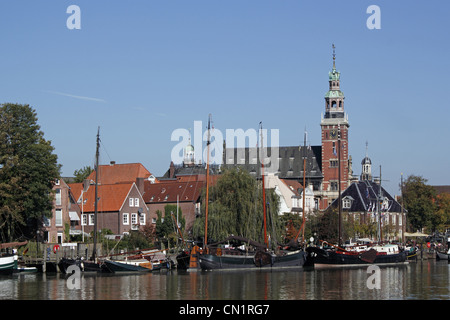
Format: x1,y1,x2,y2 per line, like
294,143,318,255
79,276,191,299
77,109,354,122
87,163,155,185
81,182,135,213
68,183,84,203
330,180,404,213
143,180,205,203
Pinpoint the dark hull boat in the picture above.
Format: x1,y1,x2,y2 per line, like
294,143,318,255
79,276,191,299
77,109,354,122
305,246,408,268
199,249,306,270
103,259,152,273
58,257,111,273
198,235,306,270
176,251,191,270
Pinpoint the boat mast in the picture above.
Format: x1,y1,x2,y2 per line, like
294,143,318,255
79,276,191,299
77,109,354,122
338,125,342,248
91,126,100,262
378,165,383,243
259,122,268,249
301,129,307,243
204,114,211,250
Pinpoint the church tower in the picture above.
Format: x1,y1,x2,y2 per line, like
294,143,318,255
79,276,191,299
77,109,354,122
361,142,372,181
320,44,350,208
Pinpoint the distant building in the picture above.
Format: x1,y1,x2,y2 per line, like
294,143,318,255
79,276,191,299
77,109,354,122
44,178,81,243
328,151,406,241
69,162,153,238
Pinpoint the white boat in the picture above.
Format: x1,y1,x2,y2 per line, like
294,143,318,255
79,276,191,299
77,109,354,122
0,255,15,275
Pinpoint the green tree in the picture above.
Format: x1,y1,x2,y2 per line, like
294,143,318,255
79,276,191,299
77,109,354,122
401,175,437,233
155,204,186,247
192,168,282,247
73,165,93,183
0,103,60,242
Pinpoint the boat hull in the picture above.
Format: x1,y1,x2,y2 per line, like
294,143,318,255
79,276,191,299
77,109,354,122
104,260,152,273
306,247,408,268
0,255,15,275
436,252,449,260
199,250,306,270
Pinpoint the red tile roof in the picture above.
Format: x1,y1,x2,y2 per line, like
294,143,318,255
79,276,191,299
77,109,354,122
280,179,304,197
143,180,205,203
81,183,134,213
86,163,155,185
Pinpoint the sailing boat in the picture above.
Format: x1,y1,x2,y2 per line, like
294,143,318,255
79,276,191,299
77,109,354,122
305,127,408,268
59,128,111,274
198,121,306,270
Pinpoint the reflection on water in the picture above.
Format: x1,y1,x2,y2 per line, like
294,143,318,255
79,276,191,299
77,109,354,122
1,260,449,300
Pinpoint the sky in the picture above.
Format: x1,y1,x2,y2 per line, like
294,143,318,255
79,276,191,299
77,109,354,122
1,0,449,197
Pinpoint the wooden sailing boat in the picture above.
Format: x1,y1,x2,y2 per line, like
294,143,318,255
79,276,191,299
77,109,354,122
198,121,306,270
305,127,408,268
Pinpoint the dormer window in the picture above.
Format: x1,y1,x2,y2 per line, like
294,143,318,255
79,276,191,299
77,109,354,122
342,196,354,209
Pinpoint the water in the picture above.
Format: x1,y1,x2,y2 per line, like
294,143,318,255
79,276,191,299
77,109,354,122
1,260,449,300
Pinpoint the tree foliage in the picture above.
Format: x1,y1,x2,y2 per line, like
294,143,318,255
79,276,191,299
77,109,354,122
401,175,437,232
155,204,186,247
192,168,282,247
73,165,93,183
0,103,60,242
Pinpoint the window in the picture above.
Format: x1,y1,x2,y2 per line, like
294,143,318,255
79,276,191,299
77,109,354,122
135,198,139,207
123,213,129,225
81,214,87,226
131,213,138,230
139,213,145,225
152,218,157,224
89,214,95,226
330,181,338,191
129,198,134,207
55,209,63,226
55,189,62,206
343,198,352,209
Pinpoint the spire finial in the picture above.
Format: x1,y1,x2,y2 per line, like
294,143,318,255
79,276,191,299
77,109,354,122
332,43,336,69
365,141,369,157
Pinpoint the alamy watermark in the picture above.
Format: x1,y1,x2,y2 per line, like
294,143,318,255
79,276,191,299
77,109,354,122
170,121,280,173
366,265,381,290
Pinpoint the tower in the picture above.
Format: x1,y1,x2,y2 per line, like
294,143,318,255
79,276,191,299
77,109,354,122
183,133,195,167
361,142,372,181
320,44,350,208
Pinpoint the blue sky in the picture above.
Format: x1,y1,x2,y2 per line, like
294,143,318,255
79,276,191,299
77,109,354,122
1,1,449,196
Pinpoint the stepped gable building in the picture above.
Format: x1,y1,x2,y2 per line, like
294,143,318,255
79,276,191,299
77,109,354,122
222,45,352,210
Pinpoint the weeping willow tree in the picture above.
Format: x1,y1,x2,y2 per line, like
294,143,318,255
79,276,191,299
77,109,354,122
192,168,282,247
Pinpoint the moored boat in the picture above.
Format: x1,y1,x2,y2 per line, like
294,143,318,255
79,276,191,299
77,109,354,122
306,244,408,268
436,250,450,261
0,255,15,275
103,259,152,273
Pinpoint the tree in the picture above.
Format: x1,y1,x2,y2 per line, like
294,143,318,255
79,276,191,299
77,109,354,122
0,103,60,242
155,204,186,248
401,175,437,233
73,166,93,183
192,168,282,247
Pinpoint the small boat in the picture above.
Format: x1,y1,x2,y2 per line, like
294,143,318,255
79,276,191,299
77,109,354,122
436,250,450,261
58,257,109,273
0,255,15,275
103,259,152,273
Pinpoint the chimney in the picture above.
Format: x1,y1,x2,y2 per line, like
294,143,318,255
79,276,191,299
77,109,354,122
83,179,90,192
110,161,116,166
169,161,175,179
136,177,144,194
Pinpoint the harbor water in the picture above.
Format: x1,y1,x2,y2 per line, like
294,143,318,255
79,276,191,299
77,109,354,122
1,259,449,301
